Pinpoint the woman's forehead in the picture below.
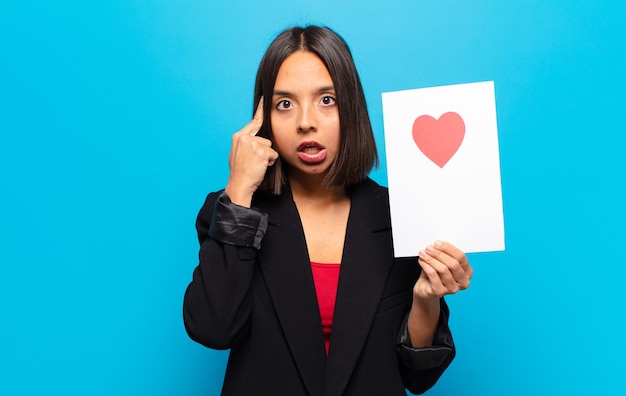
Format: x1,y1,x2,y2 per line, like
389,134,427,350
273,51,333,92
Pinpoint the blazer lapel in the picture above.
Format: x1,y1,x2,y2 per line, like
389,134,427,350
255,188,326,396
322,180,395,396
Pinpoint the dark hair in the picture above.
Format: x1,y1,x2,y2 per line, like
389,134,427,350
253,25,379,194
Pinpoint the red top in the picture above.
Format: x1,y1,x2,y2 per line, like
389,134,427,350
310,262,341,355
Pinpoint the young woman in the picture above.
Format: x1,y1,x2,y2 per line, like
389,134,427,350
183,25,473,395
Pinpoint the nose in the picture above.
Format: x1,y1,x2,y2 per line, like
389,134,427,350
297,102,317,133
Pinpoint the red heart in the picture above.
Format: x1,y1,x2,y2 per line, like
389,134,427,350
412,112,465,168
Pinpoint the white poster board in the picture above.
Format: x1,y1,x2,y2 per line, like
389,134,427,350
382,81,505,257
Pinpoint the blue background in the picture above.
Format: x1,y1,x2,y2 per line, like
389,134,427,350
1,1,625,394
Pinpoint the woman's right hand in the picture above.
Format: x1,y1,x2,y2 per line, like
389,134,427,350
224,98,279,207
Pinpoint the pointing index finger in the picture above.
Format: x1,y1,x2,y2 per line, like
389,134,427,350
250,97,264,136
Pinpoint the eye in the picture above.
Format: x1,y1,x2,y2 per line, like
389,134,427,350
276,100,292,110
320,95,336,106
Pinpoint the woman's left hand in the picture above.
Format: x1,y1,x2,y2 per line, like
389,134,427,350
414,241,473,301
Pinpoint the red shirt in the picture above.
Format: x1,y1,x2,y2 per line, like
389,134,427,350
310,262,341,355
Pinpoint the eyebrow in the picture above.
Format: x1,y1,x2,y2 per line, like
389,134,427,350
273,86,336,96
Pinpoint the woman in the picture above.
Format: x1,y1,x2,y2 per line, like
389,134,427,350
183,25,473,395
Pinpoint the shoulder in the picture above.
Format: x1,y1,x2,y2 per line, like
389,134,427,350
349,178,389,206
349,178,391,230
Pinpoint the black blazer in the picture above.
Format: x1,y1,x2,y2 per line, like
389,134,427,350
184,178,454,395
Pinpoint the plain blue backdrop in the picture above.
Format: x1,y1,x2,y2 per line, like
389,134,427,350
1,1,625,395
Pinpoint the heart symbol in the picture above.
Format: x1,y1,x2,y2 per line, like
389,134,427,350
412,112,465,168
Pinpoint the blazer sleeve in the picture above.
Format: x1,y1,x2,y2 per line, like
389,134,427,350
396,298,456,394
183,191,268,350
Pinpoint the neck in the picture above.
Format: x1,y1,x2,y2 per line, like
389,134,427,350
288,174,348,204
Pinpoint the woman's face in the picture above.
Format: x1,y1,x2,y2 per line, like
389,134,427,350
270,51,340,182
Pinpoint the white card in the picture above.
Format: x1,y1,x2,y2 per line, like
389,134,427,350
381,81,505,257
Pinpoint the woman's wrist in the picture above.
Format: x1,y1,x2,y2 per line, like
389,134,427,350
224,183,253,208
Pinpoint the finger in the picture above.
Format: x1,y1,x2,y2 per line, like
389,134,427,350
252,135,273,147
430,241,473,279
417,260,447,296
420,246,471,292
247,139,278,165
432,241,466,265
419,252,460,292
231,132,272,155
234,98,265,137
249,97,264,136
267,149,279,166
430,248,470,290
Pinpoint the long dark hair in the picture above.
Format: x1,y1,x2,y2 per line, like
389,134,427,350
254,25,378,194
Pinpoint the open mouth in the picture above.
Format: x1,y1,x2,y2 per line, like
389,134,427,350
297,141,327,163
300,145,323,154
